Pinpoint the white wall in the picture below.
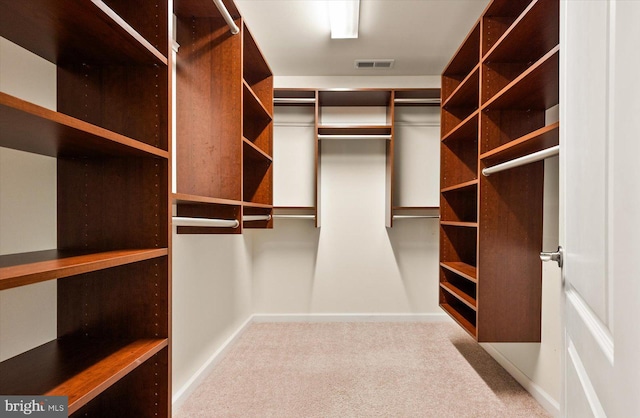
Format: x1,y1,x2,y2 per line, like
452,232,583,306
171,232,253,399
254,139,441,314
0,38,58,362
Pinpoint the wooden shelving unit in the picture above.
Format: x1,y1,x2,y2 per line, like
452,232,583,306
174,0,273,233
0,0,171,415
439,0,559,342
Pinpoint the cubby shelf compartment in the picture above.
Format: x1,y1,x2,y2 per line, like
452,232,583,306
441,182,478,224
0,93,168,158
442,111,478,144
440,301,477,338
0,249,168,291
0,337,167,415
441,139,478,190
481,122,559,162
243,24,273,110
442,65,480,109
0,0,167,65
440,261,477,283
482,46,559,111
483,0,559,64
481,0,538,56
442,22,481,102
440,282,477,310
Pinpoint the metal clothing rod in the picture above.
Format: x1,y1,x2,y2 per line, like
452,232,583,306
212,0,240,35
482,145,559,177
243,214,272,222
317,134,392,140
273,98,317,104
272,215,316,219
393,98,441,105
173,216,239,228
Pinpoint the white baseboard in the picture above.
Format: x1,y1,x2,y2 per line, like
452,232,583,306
252,312,452,323
480,343,561,417
171,315,253,412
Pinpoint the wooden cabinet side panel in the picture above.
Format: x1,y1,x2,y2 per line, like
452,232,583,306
477,162,543,342
175,16,242,200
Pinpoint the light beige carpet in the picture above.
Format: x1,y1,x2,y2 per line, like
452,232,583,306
175,322,550,417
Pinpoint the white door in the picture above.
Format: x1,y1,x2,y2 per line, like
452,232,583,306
560,0,640,416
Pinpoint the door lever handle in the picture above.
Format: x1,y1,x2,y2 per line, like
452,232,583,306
540,246,563,268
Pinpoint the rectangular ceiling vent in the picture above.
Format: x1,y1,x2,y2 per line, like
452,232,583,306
355,59,395,69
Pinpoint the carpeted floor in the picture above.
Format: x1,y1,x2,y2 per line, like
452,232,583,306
175,322,550,417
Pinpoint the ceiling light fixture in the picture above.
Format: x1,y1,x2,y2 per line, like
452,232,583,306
329,0,360,39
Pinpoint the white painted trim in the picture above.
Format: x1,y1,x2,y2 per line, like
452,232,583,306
252,313,452,323
481,343,561,418
171,315,254,412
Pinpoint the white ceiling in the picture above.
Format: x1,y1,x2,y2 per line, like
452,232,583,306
234,0,491,77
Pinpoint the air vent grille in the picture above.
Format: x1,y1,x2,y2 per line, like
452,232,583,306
355,59,395,69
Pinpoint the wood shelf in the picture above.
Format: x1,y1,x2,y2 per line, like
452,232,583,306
0,0,167,66
482,46,559,111
440,303,477,338
442,111,478,144
442,22,481,101
483,0,559,64
440,221,478,228
440,261,478,283
481,122,559,162
243,137,273,163
0,93,169,158
481,0,533,55
0,337,167,415
172,193,242,207
274,89,317,106
441,179,478,194
440,282,477,310
243,201,273,209
243,80,273,121
0,249,168,291
318,125,392,137
442,65,480,109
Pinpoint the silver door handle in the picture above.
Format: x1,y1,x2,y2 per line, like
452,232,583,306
540,246,563,268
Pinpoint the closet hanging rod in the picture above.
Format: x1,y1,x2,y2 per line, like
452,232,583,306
212,0,240,35
393,98,441,105
173,216,239,228
317,134,392,140
272,214,316,219
243,214,272,222
273,98,317,104
482,145,559,177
